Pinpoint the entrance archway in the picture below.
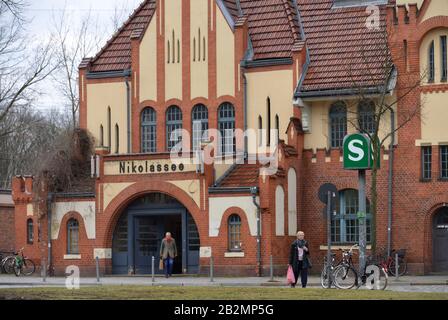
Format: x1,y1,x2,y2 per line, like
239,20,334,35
112,193,200,275
433,207,448,272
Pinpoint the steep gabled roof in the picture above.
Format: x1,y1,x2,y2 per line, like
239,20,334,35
296,0,390,96
89,0,156,73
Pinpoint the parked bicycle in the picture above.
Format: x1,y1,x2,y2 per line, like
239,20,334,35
320,245,357,288
332,244,388,290
13,248,35,277
375,247,407,277
1,252,16,274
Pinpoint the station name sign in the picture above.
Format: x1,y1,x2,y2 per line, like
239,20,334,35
104,159,196,176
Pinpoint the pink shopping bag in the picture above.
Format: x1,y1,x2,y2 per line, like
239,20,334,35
286,265,296,285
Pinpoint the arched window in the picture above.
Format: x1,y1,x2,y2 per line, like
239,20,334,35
287,169,297,236
267,98,271,146
141,107,157,153
275,185,285,236
27,219,34,245
99,125,104,147
67,219,79,255
166,106,183,151
192,104,209,151
275,114,280,144
115,124,119,154
228,215,242,251
107,107,111,150
441,36,447,81
329,101,347,148
331,189,371,244
358,100,376,135
218,102,235,155
429,40,435,82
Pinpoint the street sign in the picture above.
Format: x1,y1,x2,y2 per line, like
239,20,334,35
343,133,371,170
318,183,338,203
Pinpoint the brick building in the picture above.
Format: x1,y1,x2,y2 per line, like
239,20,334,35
11,0,448,276
0,190,15,253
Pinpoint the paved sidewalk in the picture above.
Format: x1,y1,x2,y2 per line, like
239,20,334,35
0,274,447,288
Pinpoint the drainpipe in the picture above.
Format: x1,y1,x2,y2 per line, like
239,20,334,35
251,187,262,276
125,69,132,154
387,109,395,258
47,193,53,275
243,73,248,160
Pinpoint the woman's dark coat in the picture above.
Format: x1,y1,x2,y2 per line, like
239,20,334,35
289,239,311,270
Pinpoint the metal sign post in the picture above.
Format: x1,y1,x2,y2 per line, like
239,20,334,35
358,169,367,276
326,191,332,289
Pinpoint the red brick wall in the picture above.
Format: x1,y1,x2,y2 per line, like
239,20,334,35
0,206,15,252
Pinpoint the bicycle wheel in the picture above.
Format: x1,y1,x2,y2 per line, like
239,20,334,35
13,262,21,277
364,265,388,290
2,257,15,274
321,265,332,288
21,259,35,276
334,265,357,290
389,257,407,277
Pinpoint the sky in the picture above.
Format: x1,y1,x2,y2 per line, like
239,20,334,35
23,0,143,112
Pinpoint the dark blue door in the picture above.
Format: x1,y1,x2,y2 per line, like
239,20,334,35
134,216,163,274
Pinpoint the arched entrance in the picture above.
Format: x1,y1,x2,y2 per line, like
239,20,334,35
433,207,448,272
112,193,200,275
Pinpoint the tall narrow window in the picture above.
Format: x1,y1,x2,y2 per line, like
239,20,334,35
67,219,79,255
358,100,376,135
440,146,448,179
172,30,175,64
330,101,347,148
429,40,435,82
192,104,209,151
275,115,280,144
99,125,104,147
193,38,196,62
115,124,119,154
267,98,271,146
198,28,201,61
107,107,111,150
258,116,263,147
203,37,206,61
177,39,180,63
27,219,34,245
228,215,242,251
218,102,236,155
141,107,157,153
441,36,447,81
167,41,170,63
166,106,183,151
422,146,432,180
404,40,409,72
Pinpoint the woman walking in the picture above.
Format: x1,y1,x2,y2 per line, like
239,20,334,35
288,231,311,288
160,232,178,278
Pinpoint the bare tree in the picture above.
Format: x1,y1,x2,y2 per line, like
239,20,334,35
342,25,424,255
51,6,111,128
0,2,58,126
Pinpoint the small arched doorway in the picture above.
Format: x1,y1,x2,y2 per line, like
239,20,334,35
112,193,200,275
433,207,448,272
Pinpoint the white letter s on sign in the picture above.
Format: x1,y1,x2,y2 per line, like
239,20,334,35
348,139,364,162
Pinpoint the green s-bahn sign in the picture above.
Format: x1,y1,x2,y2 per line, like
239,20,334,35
343,133,380,170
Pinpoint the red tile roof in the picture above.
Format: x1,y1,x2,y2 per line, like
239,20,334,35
296,0,390,95
218,163,260,188
86,0,391,97
89,0,156,73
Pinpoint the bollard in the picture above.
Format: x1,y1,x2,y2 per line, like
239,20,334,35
270,255,274,282
42,260,47,283
152,256,155,283
395,253,399,281
210,256,214,282
95,256,100,283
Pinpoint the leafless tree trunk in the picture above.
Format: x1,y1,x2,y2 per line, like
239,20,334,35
0,2,58,126
344,26,424,254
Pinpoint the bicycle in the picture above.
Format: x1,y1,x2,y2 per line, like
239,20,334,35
320,245,357,288
12,248,35,277
375,247,407,277
333,244,388,290
1,252,16,274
